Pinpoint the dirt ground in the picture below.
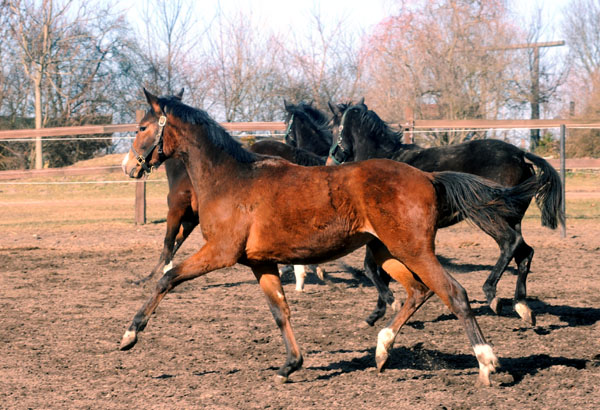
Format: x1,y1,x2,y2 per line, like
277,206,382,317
1,217,599,409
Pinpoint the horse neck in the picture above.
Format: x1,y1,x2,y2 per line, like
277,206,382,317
175,126,251,195
296,122,331,157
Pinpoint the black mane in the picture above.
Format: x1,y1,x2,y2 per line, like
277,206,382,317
159,96,258,164
286,103,333,142
345,104,403,152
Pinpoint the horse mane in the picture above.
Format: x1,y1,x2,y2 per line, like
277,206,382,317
159,96,258,164
286,103,333,142
345,104,404,152
297,103,331,128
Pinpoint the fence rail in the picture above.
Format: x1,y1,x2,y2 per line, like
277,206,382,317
0,121,286,140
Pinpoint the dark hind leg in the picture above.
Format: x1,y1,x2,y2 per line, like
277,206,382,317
481,226,521,316
363,243,396,327
120,242,236,351
252,263,303,383
512,223,535,325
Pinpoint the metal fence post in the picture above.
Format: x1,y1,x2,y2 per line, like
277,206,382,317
134,110,146,225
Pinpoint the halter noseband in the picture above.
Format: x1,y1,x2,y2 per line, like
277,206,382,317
132,114,167,174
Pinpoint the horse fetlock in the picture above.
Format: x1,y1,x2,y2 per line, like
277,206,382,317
163,261,173,273
515,301,536,326
474,344,498,387
315,266,325,280
119,330,138,351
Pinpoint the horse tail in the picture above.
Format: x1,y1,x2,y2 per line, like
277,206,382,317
430,172,538,238
524,152,565,229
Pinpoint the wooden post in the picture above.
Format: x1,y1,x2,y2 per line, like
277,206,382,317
560,124,566,238
134,109,146,225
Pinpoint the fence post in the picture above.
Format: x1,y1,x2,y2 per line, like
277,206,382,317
134,110,146,225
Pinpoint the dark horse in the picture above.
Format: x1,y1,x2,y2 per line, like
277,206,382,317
120,89,538,385
327,103,564,326
283,100,333,157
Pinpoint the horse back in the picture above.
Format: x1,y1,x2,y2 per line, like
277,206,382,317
395,139,534,187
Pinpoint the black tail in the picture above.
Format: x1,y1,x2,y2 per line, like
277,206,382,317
431,172,538,238
524,152,565,229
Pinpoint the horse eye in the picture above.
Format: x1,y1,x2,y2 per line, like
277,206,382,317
139,126,147,132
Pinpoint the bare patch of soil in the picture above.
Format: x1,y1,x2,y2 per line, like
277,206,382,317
1,219,599,409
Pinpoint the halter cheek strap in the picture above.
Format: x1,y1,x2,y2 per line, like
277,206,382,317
283,113,295,144
132,114,167,174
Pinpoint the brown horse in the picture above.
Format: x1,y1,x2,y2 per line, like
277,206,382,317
120,89,537,385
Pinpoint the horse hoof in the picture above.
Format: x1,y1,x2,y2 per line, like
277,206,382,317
274,374,288,384
489,297,502,315
375,328,394,372
474,344,498,387
315,267,325,281
119,330,138,351
515,302,536,326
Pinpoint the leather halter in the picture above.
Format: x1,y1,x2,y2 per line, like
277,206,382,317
328,108,352,165
132,114,167,174
283,113,295,144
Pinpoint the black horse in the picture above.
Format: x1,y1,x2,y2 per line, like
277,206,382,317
283,100,332,157
327,103,564,326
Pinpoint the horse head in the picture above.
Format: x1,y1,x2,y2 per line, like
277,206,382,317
121,88,182,178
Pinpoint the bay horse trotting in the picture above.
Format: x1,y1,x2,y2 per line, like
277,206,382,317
327,102,564,326
120,89,538,386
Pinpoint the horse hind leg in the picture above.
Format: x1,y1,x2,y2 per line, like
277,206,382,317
252,263,303,383
482,227,521,316
388,247,498,386
371,257,433,372
512,224,535,325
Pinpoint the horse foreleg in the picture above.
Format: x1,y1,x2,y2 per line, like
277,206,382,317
120,243,234,351
252,263,303,383
134,207,187,285
363,244,396,326
293,265,307,291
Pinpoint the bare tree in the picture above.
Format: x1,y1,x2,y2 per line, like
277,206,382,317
562,0,600,157
360,0,521,145
7,0,130,168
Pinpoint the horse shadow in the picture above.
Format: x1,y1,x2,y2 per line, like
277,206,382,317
304,344,594,385
412,298,600,335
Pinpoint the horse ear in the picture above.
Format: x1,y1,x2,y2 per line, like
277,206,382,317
357,97,365,106
143,88,162,116
283,99,293,111
175,88,184,100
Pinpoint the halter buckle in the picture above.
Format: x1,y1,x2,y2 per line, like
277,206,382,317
158,115,167,127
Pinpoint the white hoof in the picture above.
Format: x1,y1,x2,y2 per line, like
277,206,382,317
474,344,498,387
120,330,138,351
315,266,325,280
376,328,395,371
